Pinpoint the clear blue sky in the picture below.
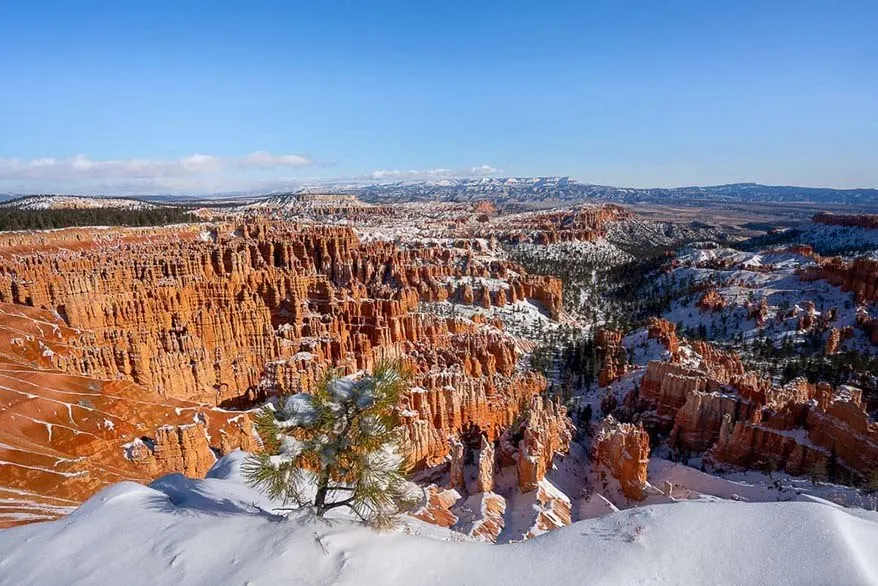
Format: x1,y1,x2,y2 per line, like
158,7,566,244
1,0,876,194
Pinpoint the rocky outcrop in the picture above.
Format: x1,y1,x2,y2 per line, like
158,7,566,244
747,297,769,326
813,212,878,230
477,435,495,493
697,289,726,312
596,328,626,387
152,424,216,478
467,492,506,542
706,381,865,478
450,438,466,492
515,396,573,492
592,417,650,501
670,390,753,453
494,205,631,246
800,256,878,303
526,480,572,538
823,327,853,355
640,361,711,426
647,318,679,353
637,336,878,483
410,486,461,528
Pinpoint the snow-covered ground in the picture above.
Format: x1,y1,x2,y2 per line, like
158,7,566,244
0,195,158,211
663,245,875,353
2,451,877,586
793,223,878,257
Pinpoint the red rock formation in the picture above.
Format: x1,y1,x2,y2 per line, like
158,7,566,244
781,244,814,257
526,481,572,538
813,212,878,230
647,318,679,353
0,302,259,527
467,492,506,542
494,204,631,246
637,336,878,482
670,390,753,453
449,438,466,491
747,297,769,326
596,328,626,387
0,221,571,527
410,486,460,528
516,396,573,492
477,435,495,493
800,256,878,303
825,328,842,355
593,416,650,501
152,424,216,478
639,361,712,426
697,289,726,312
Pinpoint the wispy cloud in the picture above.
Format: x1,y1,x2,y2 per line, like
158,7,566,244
0,152,315,194
367,164,499,182
0,154,501,195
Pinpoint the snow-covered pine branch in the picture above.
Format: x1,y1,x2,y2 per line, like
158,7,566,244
244,360,419,529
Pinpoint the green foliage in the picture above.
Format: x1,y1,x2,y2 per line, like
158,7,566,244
244,361,417,529
0,202,196,231
507,246,691,331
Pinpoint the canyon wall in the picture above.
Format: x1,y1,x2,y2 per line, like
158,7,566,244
799,257,878,304
813,212,878,231
0,220,574,526
634,336,878,482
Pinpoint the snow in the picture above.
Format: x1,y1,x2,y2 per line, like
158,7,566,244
1,451,877,585
0,195,158,211
277,393,318,427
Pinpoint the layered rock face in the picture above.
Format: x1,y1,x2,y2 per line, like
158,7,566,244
0,302,258,527
634,337,878,482
710,383,878,480
592,417,650,501
800,256,878,303
0,221,571,526
0,222,560,404
813,212,878,230
492,205,631,245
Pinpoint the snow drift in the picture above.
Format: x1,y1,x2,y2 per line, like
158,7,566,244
1,452,877,586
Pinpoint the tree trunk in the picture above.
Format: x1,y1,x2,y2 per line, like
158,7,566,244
314,473,330,516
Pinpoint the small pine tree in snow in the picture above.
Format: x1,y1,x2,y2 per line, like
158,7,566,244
244,361,417,528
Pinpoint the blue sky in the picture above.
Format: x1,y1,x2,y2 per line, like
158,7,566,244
1,1,876,194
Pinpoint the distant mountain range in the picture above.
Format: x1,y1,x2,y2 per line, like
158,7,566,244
346,178,878,206
3,178,876,207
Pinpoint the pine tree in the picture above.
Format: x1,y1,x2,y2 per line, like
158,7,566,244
244,361,417,529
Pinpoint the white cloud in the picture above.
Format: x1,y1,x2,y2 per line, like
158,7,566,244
368,164,498,182
241,151,312,168
0,152,315,194
469,164,497,176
